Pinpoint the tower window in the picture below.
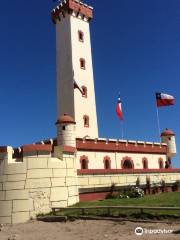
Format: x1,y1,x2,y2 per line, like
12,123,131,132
78,30,84,42
62,126,66,131
82,86,87,98
80,58,86,69
83,115,89,127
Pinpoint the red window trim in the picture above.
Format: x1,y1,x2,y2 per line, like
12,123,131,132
103,156,111,169
142,157,148,169
121,156,134,169
80,155,89,169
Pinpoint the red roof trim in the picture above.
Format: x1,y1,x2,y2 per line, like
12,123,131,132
76,139,167,154
22,144,52,153
63,146,76,154
0,146,8,153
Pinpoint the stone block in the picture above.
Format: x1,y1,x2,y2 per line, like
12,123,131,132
0,216,11,224
50,187,68,201
68,196,78,206
51,201,67,208
110,176,119,184
89,177,100,185
78,177,89,186
7,174,26,182
6,189,29,200
0,183,2,190
99,177,111,185
28,158,48,169
0,175,7,183
3,181,25,190
66,177,78,186
12,212,30,224
66,169,75,177
25,178,51,189
13,199,33,212
0,201,12,216
0,191,5,200
53,169,67,177
4,162,27,174
66,159,74,169
68,186,78,197
48,158,66,169
51,178,66,187
27,169,52,179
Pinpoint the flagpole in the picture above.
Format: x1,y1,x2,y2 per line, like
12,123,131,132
121,121,124,140
156,106,161,141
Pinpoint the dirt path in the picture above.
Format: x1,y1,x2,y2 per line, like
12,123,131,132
0,220,180,240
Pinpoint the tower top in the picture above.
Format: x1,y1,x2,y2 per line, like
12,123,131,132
51,0,93,24
161,128,175,137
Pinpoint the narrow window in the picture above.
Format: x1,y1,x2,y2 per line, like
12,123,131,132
82,86,87,98
78,30,84,42
159,159,164,169
62,126,66,131
142,158,148,169
81,159,88,169
80,58,86,69
83,115,89,127
104,159,111,169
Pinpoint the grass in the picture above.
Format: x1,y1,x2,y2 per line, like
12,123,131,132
51,192,180,220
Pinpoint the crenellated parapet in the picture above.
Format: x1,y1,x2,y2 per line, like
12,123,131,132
51,0,93,24
76,138,167,154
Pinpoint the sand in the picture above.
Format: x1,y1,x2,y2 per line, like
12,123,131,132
0,220,180,240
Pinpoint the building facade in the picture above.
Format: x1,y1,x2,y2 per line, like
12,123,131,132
0,0,179,224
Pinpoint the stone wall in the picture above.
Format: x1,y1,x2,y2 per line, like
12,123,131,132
78,171,180,191
0,147,79,224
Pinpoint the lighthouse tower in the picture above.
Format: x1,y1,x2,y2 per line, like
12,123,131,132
52,0,98,138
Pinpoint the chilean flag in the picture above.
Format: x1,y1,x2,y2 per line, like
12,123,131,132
116,95,123,121
74,80,83,95
156,92,175,107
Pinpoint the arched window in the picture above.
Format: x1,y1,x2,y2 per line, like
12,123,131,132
78,30,84,42
82,86,87,98
80,155,89,169
121,157,134,169
80,58,86,69
83,115,89,127
159,158,164,169
103,156,111,169
142,158,148,169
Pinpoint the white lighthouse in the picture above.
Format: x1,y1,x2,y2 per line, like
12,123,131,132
52,0,98,139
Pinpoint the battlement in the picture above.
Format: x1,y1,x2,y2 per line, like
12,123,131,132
76,138,167,154
51,0,93,24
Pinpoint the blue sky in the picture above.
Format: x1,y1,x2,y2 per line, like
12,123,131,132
0,0,179,166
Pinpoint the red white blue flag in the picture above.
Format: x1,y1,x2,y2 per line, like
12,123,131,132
116,94,123,121
74,80,83,95
156,92,175,107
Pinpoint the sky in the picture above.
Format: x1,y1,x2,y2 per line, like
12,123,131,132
0,0,180,167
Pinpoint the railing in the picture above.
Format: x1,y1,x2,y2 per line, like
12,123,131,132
52,206,180,216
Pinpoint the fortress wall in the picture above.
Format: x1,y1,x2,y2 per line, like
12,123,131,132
78,172,180,190
0,148,79,224
76,151,167,169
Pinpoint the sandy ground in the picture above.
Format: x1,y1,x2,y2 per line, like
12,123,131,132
0,220,180,240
